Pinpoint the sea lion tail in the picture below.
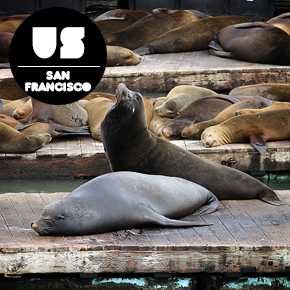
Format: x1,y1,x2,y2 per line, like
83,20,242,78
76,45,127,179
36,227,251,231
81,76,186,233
142,207,212,227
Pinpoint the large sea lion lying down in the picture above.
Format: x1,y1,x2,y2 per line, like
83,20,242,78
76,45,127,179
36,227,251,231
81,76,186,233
100,83,284,206
31,172,218,236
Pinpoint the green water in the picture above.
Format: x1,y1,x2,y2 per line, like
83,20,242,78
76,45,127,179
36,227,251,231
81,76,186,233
0,173,289,194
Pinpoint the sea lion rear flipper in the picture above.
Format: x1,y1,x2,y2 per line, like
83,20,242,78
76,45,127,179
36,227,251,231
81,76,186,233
191,195,219,215
260,189,286,206
249,134,268,155
142,207,212,227
209,48,232,58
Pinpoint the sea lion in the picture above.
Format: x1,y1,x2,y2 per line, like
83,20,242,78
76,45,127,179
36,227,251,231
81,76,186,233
0,15,29,33
143,96,155,127
31,171,218,236
0,113,22,127
0,122,51,153
267,12,290,36
229,83,290,102
201,109,290,154
0,32,13,63
106,45,141,66
94,9,150,34
0,78,29,100
182,96,273,140
149,97,171,135
81,92,117,102
29,99,88,127
209,22,290,65
133,15,249,55
1,97,30,116
155,85,217,118
12,97,32,123
160,95,241,140
14,122,90,139
104,8,198,50
86,97,116,141
236,101,290,116
100,83,284,205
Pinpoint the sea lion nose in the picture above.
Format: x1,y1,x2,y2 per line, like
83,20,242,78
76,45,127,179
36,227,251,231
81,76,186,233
31,221,36,229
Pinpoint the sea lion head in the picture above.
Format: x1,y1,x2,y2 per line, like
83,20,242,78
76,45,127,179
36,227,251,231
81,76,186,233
201,128,223,147
154,99,179,117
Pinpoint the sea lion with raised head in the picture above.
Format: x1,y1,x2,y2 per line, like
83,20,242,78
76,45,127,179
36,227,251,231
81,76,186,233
134,15,249,55
182,96,273,140
201,109,290,154
31,171,218,236
209,22,290,65
100,83,284,205
104,8,198,50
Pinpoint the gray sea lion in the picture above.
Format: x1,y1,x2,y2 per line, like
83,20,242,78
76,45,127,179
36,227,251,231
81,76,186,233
0,78,29,100
104,8,198,50
86,97,116,141
29,99,88,127
182,96,273,140
155,85,217,118
267,12,290,36
100,83,284,205
133,15,249,55
0,15,29,33
0,32,13,63
106,45,141,66
201,109,290,154
160,95,241,140
229,83,290,102
94,9,150,34
31,171,218,236
0,122,51,153
209,22,290,65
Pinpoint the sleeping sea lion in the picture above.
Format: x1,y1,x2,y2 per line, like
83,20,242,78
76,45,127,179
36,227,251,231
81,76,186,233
236,101,290,115
155,85,217,118
104,8,198,50
209,22,290,65
0,15,30,33
267,12,290,36
133,15,249,55
106,45,141,66
182,96,273,140
229,83,290,102
0,78,29,100
12,97,32,123
201,109,290,154
100,83,284,205
0,32,13,63
31,171,218,236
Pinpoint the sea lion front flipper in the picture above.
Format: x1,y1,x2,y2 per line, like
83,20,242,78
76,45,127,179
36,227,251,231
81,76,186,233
234,22,269,29
191,195,219,216
209,48,232,58
249,134,268,155
141,207,213,227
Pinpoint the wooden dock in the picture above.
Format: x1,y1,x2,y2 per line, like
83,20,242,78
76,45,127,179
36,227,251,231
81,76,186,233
1,190,290,276
1,50,290,93
1,136,290,179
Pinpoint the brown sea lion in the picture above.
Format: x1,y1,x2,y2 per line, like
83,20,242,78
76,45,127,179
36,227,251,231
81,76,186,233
160,95,242,140
229,83,290,102
0,15,29,33
12,97,32,123
81,92,117,102
29,99,88,127
133,15,249,55
0,32,13,63
0,122,51,153
209,22,290,65
237,101,290,115
143,96,155,127
149,97,171,135
100,83,284,205
1,97,30,116
201,109,290,154
86,97,116,141
0,78,29,100
104,8,198,50
106,45,141,66
0,113,21,127
182,96,273,140
94,9,149,34
267,12,290,36
155,85,217,118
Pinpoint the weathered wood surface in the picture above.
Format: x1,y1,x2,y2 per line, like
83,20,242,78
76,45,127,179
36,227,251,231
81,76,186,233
0,136,290,178
0,191,290,276
1,51,290,92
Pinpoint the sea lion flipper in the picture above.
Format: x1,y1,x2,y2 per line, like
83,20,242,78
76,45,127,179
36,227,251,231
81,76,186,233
142,207,212,227
250,134,268,155
260,190,286,206
191,195,219,215
234,22,269,29
0,98,2,113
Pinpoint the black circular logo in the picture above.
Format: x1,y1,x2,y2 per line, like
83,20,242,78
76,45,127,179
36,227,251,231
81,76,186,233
10,7,107,105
